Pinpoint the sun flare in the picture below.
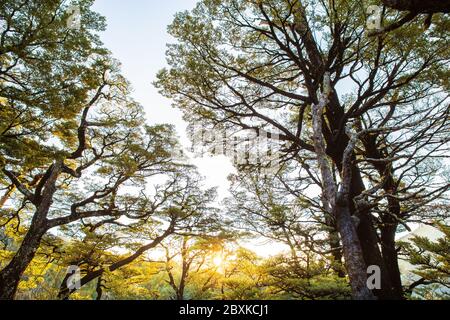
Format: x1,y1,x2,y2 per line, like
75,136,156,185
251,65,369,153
213,255,223,268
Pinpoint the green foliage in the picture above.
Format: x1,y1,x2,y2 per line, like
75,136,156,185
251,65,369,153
400,223,450,299
0,0,109,172
263,255,351,300
1,0,449,301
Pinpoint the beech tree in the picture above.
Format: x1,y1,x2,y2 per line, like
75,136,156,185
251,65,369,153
214,248,269,300
1,0,448,301
156,0,449,299
0,94,181,300
0,0,108,174
263,254,351,300
161,236,225,300
227,166,353,299
0,0,187,300
57,169,221,299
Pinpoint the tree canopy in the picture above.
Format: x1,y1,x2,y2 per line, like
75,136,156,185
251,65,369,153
156,0,449,300
1,0,449,301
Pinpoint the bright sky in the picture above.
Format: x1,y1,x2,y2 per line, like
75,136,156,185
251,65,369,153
92,0,236,200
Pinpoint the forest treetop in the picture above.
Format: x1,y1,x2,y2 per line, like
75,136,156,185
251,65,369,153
1,0,449,300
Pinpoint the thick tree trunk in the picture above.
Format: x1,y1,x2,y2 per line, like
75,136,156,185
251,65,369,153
350,170,400,299
327,132,397,298
323,94,400,299
0,224,46,299
335,196,375,300
311,86,374,300
379,179,404,299
321,88,398,299
359,135,404,299
0,161,60,300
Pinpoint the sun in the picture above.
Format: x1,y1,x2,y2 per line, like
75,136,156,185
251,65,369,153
213,255,223,268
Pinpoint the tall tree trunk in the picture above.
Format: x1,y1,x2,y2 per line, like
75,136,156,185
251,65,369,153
0,223,46,299
334,196,375,299
311,84,375,300
379,175,404,299
0,161,61,300
359,134,404,299
322,85,397,299
323,100,399,299
350,170,399,299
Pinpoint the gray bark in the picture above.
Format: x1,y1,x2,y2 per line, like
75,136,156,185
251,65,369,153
311,74,375,300
0,161,62,300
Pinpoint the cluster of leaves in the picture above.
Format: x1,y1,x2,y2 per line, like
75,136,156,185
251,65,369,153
400,222,450,299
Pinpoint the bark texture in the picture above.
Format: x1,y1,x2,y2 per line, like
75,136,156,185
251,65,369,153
311,75,375,300
0,161,62,300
